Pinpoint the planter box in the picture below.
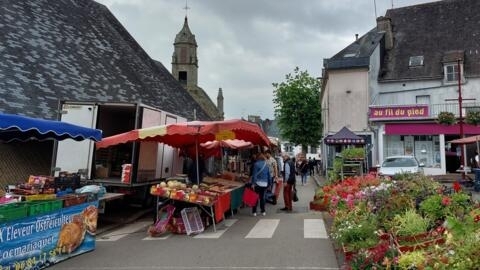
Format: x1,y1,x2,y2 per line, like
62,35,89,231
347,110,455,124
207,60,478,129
396,237,445,253
309,201,328,211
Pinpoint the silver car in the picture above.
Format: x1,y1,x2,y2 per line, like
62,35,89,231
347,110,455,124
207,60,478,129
377,155,424,177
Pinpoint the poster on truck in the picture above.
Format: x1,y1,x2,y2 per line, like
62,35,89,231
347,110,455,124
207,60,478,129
0,201,99,269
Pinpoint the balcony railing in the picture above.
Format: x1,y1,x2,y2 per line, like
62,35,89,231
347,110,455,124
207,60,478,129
430,102,480,118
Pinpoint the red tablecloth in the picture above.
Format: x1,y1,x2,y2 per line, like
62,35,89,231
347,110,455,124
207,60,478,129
214,192,231,223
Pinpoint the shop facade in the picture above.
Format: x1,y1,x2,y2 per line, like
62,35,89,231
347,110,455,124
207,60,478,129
370,105,480,175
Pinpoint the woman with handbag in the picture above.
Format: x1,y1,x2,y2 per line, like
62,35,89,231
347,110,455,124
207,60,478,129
250,152,271,216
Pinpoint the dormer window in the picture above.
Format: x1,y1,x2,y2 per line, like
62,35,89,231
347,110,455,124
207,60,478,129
445,64,459,82
409,56,424,67
443,62,464,83
442,51,464,84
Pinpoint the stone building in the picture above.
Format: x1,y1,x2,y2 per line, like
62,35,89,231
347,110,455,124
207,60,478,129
0,0,214,186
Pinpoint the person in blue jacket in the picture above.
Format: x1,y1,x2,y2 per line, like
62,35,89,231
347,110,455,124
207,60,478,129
250,152,271,216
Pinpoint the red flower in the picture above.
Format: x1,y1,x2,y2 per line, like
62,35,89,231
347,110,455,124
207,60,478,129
453,181,461,192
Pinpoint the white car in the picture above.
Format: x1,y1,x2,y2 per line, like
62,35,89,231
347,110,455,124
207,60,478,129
377,155,424,177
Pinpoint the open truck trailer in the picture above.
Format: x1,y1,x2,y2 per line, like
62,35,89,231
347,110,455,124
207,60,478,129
52,101,187,208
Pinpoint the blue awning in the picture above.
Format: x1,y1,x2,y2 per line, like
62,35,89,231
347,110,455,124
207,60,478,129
0,113,102,142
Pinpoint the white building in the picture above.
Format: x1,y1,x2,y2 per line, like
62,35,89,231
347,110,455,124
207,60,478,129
321,0,480,175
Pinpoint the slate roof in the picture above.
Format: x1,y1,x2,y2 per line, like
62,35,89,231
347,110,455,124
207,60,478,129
379,0,480,81
0,0,211,121
324,29,383,70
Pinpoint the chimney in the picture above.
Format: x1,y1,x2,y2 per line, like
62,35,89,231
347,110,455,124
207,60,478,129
376,16,393,50
355,34,359,41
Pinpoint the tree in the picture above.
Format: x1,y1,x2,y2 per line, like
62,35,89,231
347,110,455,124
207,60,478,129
272,67,322,149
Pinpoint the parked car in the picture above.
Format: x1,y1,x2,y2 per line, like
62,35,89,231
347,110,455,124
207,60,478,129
377,155,424,177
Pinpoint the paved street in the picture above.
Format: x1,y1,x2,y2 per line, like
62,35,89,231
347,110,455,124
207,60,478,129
48,176,340,270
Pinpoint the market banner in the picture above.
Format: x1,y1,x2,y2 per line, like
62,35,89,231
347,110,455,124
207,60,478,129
0,201,98,269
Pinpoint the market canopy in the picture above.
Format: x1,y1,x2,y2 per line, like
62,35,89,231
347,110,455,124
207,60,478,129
197,139,254,158
449,135,480,154
324,126,365,145
0,113,102,142
449,135,480,145
96,119,270,149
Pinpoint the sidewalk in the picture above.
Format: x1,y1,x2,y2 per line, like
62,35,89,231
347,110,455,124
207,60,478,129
310,173,344,269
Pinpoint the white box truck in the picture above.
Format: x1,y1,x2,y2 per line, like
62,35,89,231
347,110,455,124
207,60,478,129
52,101,187,207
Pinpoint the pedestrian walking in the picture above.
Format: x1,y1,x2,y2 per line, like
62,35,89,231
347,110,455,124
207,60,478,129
308,157,315,176
280,152,296,212
299,155,308,185
250,152,271,216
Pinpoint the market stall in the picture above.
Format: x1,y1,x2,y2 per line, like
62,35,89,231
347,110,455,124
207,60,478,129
97,119,270,234
150,176,245,233
0,112,103,269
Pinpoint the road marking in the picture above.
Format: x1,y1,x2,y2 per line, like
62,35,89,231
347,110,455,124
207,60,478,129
245,219,279,238
97,221,151,241
304,219,328,238
194,219,237,238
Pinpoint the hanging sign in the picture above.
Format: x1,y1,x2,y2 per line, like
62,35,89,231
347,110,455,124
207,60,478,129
215,130,235,141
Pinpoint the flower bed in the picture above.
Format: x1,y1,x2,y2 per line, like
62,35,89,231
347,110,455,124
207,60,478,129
317,174,480,269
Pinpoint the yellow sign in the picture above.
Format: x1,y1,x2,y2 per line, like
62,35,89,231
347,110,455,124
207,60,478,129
215,130,235,140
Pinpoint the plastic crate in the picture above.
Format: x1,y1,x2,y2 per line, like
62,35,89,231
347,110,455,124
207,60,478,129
27,200,63,216
54,174,81,191
0,203,28,223
25,194,57,201
181,207,204,235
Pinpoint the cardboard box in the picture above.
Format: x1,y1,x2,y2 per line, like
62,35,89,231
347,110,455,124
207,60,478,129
96,166,109,178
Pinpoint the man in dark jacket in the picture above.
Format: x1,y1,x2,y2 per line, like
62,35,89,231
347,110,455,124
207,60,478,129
280,153,296,212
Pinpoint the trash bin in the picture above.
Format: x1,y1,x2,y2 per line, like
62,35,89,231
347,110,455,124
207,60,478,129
473,169,480,192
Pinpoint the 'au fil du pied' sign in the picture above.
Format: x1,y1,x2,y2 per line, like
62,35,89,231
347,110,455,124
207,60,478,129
369,105,429,121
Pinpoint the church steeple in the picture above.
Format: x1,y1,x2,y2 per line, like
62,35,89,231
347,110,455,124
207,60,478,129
217,87,224,118
172,16,198,88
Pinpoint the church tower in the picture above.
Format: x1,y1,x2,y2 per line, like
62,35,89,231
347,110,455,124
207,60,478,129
171,15,224,121
217,87,224,118
172,16,198,89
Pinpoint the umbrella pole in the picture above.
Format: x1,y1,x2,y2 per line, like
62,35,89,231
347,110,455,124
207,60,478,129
196,136,200,185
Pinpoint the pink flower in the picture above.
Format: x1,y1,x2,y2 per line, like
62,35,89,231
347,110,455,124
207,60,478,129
441,196,451,206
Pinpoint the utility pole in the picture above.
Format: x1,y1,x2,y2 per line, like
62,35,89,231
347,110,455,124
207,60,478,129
445,59,474,179
458,59,465,179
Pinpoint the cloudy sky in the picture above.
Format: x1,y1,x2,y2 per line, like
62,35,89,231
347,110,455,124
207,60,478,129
95,0,438,120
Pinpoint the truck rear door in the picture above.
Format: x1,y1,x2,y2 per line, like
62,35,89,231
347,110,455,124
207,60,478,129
54,103,98,179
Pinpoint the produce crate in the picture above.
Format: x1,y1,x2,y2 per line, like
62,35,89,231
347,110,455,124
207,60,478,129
26,200,63,216
25,194,57,201
54,174,81,191
0,203,28,223
181,207,204,235
61,194,88,207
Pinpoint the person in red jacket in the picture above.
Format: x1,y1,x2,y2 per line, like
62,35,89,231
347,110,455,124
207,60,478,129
280,153,296,212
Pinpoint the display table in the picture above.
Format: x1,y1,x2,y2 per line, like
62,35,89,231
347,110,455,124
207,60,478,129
151,177,245,233
153,193,218,232
203,177,245,216
97,193,125,214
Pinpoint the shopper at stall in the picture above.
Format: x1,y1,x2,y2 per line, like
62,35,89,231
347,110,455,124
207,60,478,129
188,154,206,184
264,150,279,204
280,152,296,212
250,152,271,216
